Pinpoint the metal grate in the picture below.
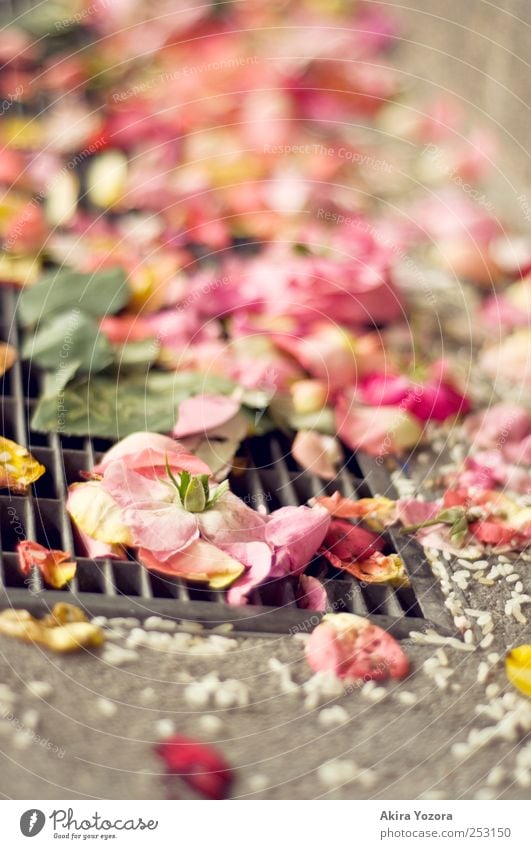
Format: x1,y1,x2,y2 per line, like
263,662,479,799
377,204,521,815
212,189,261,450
0,286,455,637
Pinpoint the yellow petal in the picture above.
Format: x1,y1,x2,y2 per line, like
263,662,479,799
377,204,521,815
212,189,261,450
67,481,133,545
0,253,41,286
0,436,45,493
0,604,105,653
86,151,128,208
0,342,17,377
506,645,531,697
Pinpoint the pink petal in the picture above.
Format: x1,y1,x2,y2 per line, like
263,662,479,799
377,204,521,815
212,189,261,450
93,431,210,477
464,404,531,450
197,491,267,546
225,542,272,605
296,575,327,611
336,395,423,456
397,499,440,525
291,431,340,480
75,529,123,560
173,395,241,439
266,505,331,577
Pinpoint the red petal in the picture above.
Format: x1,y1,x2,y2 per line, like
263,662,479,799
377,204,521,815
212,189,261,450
469,521,518,546
155,735,233,800
321,519,384,565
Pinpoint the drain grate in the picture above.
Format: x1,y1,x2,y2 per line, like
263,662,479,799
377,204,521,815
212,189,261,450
0,287,454,637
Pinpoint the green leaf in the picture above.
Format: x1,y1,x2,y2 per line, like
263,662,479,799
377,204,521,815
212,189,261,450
30,369,191,438
18,267,129,325
29,363,243,439
21,310,114,373
114,339,160,367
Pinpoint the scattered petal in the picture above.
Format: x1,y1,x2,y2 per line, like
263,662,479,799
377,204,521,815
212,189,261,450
0,436,45,493
0,605,104,653
305,612,410,681
17,541,76,589
506,645,531,698
155,734,233,800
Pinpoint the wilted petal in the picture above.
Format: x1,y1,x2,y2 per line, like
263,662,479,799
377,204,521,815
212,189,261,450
67,481,132,545
314,492,397,530
320,518,384,570
0,436,46,493
139,539,244,589
305,612,410,681
102,462,199,559
17,541,76,589
343,552,410,587
266,504,331,576
0,604,104,652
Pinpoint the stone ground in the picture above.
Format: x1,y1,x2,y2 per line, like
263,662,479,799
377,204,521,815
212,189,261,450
0,594,530,800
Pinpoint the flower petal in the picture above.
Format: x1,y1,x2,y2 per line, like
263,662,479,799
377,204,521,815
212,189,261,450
155,734,234,800
139,539,244,588
336,397,422,456
314,493,396,530
92,431,211,478
506,645,531,697
224,541,272,605
305,612,410,680
67,481,133,546
296,574,328,611
17,541,76,589
342,552,410,587
0,604,104,652
0,341,17,377
320,518,384,570
291,430,341,480
173,394,241,439
197,490,267,546
266,504,331,576
0,436,46,494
